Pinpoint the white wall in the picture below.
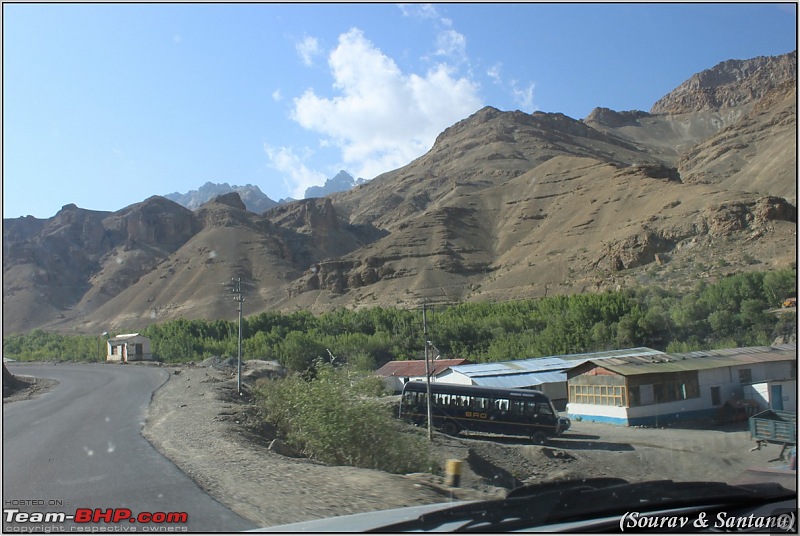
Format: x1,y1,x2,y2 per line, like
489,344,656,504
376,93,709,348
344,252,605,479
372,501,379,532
744,383,770,410
435,370,474,385
566,403,629,424
746,380,797,412
700,362,795,409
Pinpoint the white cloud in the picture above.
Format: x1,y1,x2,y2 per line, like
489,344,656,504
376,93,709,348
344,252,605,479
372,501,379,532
435,29,467,64
486,63,536,112
511,80,536,112
296,36,321,66
487,63,502,85
263,145,327,199
271,89,282,102
290,28,482,182
398,4,439,19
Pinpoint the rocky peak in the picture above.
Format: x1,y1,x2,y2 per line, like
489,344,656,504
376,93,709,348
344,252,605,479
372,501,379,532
267,197,340,233
305,170,364,199
433,106,504,145
206,192,247,210
106,196,197,248
584,107,651,127
650,51,796,115
164,182,278,213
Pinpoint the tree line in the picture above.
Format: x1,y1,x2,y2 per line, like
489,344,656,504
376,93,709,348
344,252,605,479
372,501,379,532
3,269,795,369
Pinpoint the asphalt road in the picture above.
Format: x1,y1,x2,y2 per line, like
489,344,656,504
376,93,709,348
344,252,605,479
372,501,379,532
3,363,257,532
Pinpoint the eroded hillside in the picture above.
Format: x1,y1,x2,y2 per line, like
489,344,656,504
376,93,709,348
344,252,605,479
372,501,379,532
3,51,796,334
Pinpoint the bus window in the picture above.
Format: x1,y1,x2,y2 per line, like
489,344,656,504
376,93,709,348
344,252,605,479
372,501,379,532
524,401,537,416
535,402,554,415
475,397,489,410
510,400,525,415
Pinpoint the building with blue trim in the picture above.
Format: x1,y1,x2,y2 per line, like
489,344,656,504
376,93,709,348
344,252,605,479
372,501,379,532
565,344,796,426
437,347,664,410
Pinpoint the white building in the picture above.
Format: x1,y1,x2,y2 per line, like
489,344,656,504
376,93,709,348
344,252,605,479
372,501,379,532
106,333,154,362
566,344,796,426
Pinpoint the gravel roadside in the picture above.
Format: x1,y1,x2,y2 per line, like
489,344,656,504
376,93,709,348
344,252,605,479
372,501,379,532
7,361,789,529
140,360,790,529
141,362,480,528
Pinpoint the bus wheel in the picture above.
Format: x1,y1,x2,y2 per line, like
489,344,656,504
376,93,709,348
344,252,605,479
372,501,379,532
531,432,548,445
441,421,460,436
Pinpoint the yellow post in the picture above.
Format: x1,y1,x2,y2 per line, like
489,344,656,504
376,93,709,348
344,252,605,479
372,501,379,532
445,459,462,488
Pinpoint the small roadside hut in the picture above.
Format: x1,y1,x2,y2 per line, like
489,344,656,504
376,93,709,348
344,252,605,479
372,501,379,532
106,333,154,362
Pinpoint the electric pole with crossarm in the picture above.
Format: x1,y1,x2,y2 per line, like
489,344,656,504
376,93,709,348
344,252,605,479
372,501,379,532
229,277,245,395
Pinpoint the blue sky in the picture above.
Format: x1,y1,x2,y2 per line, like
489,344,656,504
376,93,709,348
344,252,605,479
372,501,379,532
3,3,796,219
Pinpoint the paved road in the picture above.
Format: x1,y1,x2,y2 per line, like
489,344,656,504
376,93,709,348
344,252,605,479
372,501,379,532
3,363,256,532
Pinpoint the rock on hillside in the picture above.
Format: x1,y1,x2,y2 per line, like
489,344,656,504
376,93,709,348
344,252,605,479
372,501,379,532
676,81,797,203
650,51,796,114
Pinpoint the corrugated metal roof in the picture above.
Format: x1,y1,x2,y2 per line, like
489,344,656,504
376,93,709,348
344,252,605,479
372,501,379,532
449,348,664,379
557,347,665,361
375,359,468,378
576,344,796,376
472,371,566,389
451,357,571,377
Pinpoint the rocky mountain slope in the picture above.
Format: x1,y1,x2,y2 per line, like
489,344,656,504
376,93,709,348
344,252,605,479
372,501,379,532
3,52,796,334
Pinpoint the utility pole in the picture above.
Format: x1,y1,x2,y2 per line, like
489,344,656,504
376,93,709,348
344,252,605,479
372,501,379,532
230,277,245,395
422,302,433,441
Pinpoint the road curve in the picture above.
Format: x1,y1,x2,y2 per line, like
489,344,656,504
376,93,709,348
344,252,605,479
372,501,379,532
3,363,256,532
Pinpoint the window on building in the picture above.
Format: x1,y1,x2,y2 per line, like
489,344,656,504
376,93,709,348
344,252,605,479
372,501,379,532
738,369,752,384
569,384,626,407
652,378,700,404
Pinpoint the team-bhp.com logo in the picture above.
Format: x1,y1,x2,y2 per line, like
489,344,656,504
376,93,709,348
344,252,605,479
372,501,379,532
5,508,188,525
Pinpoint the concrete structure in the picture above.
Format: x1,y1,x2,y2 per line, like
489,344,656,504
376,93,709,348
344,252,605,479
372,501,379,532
566,344,796,426
106,333,154,362
374,359,469,393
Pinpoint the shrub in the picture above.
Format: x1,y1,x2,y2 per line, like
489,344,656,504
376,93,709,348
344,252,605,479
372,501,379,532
256,363,435,474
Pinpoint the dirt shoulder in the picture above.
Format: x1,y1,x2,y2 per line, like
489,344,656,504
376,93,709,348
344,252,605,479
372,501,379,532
3,366,60,404
141,361,793,528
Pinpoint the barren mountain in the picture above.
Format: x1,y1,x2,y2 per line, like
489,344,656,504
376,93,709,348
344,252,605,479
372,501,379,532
650,52,797,115
164,181,281,213
3,51,796,334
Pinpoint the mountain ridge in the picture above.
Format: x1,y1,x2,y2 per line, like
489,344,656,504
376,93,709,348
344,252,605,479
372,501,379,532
4,51,796,334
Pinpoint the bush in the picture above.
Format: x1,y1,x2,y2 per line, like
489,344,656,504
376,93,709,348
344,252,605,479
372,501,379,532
256,363,436,474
